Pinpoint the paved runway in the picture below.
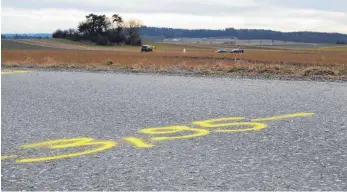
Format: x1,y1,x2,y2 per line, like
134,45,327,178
1,70,347,190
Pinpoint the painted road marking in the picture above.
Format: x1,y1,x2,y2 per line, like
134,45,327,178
213,122,268,133
139,126,210,141
1,70,30,75
251,112,315,122
192,117,245,128
16,138,116,163
1,112,316,163
1,155,19,160
123,137,154,148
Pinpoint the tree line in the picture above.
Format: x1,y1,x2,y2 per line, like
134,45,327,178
1,34,50,39
52,13,142,46
140,27,347,44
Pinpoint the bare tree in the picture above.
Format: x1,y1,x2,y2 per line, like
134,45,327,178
124,19,142,36
123,19,143,45
112,14,124,28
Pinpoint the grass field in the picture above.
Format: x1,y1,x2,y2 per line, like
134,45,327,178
2,39,347,80
1,39,59,50
2,39,211,51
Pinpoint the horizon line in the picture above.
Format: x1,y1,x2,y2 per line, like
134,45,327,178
1,26,347,35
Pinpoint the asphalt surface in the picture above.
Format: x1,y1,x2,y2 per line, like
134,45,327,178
1,70,347,190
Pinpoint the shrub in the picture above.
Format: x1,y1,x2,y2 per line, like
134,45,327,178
52,29,68,38
95,34,109,45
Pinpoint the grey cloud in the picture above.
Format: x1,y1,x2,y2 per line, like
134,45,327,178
2,0,346,14
1,0,263,16
2,0,346,33
262,0,347,12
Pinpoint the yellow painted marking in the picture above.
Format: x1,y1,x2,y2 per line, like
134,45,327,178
192,117,245,128
20,137,94,149
3,112,316,164
214,122,268,132
251,112,316,122
1,155,19,160
16,137,116,163
139,126,210,141
123,137,154,148
1,70,30,75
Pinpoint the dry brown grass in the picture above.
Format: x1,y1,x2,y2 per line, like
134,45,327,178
2,49,347,79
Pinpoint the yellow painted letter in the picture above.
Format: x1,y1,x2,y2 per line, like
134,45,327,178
251,112,315,122
213,122,268,132
139,126,210,141
192,117,268,132
192,117,245,128
123,137,154,148
16,137,116,163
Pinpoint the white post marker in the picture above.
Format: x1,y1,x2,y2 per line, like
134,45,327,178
183,48,186,53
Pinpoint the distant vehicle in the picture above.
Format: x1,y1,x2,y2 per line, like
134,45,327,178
229,48,244,53
216,49,228,53
141,45,155,52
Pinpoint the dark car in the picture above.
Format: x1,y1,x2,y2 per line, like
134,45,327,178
141,45,153,52
230,48,244,53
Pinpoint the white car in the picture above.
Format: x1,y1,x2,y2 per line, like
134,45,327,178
216,49,228,53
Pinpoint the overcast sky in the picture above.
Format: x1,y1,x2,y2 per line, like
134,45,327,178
1,0,347,33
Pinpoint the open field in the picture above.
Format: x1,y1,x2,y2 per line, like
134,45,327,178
2,39,347,80
162,37,321,46
1,39,59,50
1,39,211,52
3,38,347,52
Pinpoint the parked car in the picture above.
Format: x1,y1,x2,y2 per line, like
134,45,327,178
141,45,155,52
216,49,228,53
230,48,244,53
